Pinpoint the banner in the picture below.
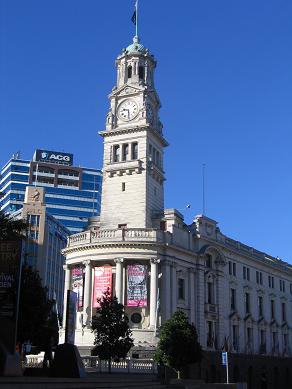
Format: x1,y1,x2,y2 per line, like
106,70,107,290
0,241,22,354
93,266,112,308
127,264,147,307
72,267,83,310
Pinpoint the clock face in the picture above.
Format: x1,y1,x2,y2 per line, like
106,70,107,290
146,103,154,123
118,99,139,121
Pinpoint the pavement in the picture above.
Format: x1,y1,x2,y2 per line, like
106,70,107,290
0,372,167,389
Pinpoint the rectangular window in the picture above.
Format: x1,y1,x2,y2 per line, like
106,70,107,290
247,327,252,344
243,266,246,280
206,254,212,268
207,321,214,347
113,145,120,162
271,300,275,319
229,262,232,275
122,182,126,191
231,288,236,311
247,268,250,281
122,144,129,161
290,284,292,294
233,263,236,276
132,142,138,160
178,278,185,300
258,296,263,317
138,66,144,79
207,282,213,304
256,271,259,284
232,325,239,351
149,144,152,159
282,302,286,322
245,292,250,314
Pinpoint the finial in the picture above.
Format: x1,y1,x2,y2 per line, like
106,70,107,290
133,35,140,44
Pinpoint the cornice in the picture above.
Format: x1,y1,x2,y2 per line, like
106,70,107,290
63,241,165,256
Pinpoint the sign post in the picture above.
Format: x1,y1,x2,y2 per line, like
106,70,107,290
222,351,229,383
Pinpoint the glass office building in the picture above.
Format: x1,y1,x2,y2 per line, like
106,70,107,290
0,149,102,233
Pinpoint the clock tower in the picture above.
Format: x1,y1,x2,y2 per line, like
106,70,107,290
99,35,168,229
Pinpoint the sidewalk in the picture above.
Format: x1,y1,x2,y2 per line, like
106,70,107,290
0,372,166,389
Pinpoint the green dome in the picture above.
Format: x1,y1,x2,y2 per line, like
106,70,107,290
125,36,147,54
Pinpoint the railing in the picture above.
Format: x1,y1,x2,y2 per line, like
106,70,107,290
82,356,157,374
68,228,163,247
24,354,157,374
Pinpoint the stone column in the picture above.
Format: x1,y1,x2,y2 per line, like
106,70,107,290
171,262,177,314
82,260,92,327
149,258,160,328
62,264,71,328
188,268,196,324
114,258,124,304
162,260,172,321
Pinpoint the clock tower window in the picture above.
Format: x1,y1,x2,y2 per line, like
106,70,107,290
132,142,138,160
122,144,129,161
113,145,120,163
138,66,144,80
127,66,132,79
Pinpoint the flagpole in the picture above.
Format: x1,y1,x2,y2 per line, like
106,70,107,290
136,0,138,37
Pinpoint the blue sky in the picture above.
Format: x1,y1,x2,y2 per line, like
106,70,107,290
1,1,292,261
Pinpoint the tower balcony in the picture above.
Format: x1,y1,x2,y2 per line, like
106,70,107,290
67,228,164,247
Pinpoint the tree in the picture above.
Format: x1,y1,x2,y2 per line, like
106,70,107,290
155,311,202,379
17,266,54,348
0,211,27,240
91,289,134,373
0,211,58,365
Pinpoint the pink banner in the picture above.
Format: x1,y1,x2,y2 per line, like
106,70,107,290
127,264,147,307
93,266,112,308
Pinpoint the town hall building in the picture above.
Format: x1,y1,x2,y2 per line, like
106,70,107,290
61,31,292,375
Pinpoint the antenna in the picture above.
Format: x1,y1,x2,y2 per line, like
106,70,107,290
202,163,206,215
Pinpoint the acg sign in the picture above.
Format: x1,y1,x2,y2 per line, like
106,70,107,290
35,149,73,166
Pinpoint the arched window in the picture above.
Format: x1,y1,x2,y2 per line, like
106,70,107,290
127,66,132,78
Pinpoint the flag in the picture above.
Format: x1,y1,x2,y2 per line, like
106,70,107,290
131,1,137,25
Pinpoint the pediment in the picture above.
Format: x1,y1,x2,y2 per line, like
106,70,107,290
229,311,241,323
111,84,143,97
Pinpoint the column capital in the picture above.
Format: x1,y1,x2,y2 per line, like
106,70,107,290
82,260,91,267
114,258,124,264
150,257,160,265
63,264,70,271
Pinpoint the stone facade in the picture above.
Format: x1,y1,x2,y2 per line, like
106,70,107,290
61,35,292,359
